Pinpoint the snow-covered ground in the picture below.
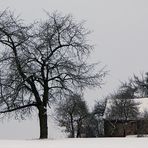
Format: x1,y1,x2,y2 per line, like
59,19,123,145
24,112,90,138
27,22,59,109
0,138,148,148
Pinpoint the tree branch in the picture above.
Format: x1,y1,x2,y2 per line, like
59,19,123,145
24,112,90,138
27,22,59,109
0,103,37,114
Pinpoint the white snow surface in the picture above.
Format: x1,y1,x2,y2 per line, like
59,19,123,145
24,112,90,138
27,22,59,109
0,138,148,148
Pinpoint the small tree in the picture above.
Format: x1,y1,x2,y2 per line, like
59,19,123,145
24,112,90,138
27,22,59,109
56,94,89,138
0,10,105,138
83,113,98,137
93,99,107,117
89,99,106,137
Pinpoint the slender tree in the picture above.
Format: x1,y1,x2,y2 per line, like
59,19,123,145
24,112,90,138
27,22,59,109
0,10,105,138
91,99,107,136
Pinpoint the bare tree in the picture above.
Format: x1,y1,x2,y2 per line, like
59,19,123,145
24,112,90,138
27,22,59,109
91,99,107,136
105,82,139,120
55,94,89,138
93,99,107,117
105,90,139,136
131,73,148,97
0,10,105,138
106,94,139,120
119,73,148,98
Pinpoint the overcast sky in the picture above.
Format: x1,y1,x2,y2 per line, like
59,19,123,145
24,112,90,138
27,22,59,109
0,0,148,139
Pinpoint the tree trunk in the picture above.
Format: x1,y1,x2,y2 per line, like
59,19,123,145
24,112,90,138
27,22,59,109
76,127,81,138
38,105,48,139
70,115,75,138
76,121,82,138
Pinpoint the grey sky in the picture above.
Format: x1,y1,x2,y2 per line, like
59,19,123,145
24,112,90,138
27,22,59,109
0,0,148,139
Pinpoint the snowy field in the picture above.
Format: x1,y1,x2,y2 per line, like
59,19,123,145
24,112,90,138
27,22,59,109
0,138,148,148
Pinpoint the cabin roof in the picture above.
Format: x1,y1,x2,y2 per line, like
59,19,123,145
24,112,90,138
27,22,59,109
103,98,148,119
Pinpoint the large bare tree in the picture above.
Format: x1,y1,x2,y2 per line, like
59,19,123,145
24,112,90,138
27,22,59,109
0,10,105,138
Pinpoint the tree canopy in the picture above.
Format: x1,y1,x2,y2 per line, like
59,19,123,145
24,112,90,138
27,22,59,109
0,10,105,138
